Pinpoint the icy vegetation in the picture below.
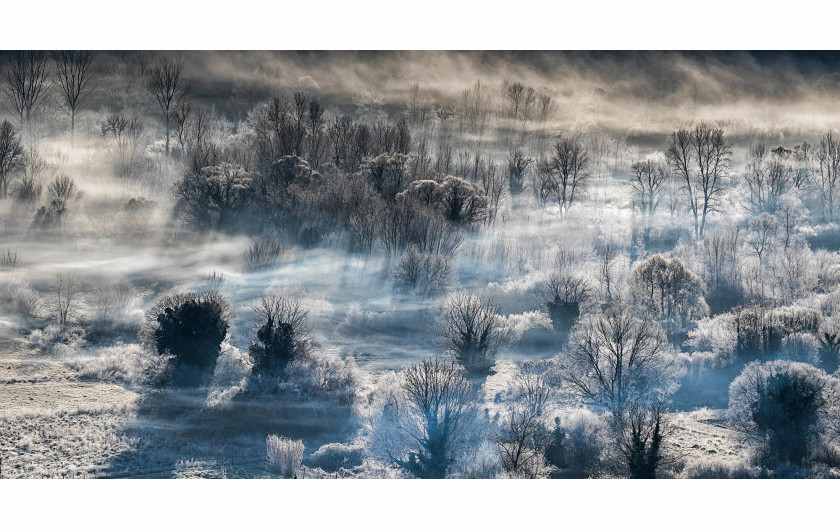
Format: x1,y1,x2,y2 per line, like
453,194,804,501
4,50,840,479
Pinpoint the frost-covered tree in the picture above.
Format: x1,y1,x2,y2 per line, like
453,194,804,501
747,213,778,267
496,365,554,478
728,360,840,467
631,254,708,329
666,124,733,239
399,175,488,226
371,358,479,478
173,163,252,230
558,306,683,415
743,145,793,215
817,131,840,222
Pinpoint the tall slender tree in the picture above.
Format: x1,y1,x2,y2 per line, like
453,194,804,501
54,51,96,141
146,55,189,155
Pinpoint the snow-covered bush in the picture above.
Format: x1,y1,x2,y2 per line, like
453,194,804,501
65,343,170,385
266,435,304,477
0,276,42,320
305,442,365,473
337,303,397,337
728,360,840,467
546,409,607,476
280,348,360,405
686,313,737,366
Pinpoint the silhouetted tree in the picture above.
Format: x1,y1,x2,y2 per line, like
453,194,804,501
616,401,671,479
54,51,96,140
249,295,310,377
146,55,188,155
542,271,593,337
666,124,733,239
438,292,510,373
2,51,51,128
0,120,24,198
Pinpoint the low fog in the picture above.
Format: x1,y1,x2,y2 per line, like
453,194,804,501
3,50,840,479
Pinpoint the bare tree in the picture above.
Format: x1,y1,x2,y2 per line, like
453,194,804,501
504,80,528,120
599,241,617,303
0,120,24,198
630,156,668,217
743,144,793,215
146,55,189,155
496,365,553,477
54,51,96,141
792,141,813,190
547,136,589,212
373,358,478,478
437,292,511,373
817,131,840,223
559,306,681,415
666,124,733,239
477,159,505,224
170,96,192,154
307,99,325,168
55,272,79,331
507,149,532,196
2,51,51,129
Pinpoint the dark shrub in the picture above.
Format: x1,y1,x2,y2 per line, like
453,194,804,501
141,290,232,386
248,295,309,378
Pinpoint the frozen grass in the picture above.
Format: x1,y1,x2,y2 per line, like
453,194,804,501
64,343,170,386
266,435,304,477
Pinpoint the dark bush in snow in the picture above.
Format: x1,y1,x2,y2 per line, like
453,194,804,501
140,290,233,386
248,295,310,377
